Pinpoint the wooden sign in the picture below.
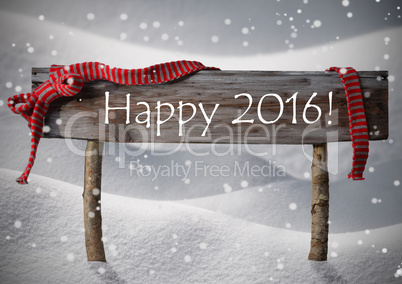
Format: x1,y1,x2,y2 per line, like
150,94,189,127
33,69,388,144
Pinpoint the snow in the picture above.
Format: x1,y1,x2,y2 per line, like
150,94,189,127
1,168,401,284
0,2,402,284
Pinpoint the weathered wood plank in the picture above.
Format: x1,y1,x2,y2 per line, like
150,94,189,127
83,140,106,262
33,69,388,144
308,143,329,261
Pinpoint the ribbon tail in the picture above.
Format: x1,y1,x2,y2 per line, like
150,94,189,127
327,66,369,181
16,102,46,185
17,125,42,185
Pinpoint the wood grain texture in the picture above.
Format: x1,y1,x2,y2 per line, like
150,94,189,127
33,68,388,144
308,143,329,261
83,141,106,262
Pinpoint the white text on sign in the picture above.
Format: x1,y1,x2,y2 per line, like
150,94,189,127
104,91,333,136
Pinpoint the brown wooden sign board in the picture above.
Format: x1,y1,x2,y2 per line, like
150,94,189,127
33,68,388,144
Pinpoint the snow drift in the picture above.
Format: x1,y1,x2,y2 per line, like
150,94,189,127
1,169,401,283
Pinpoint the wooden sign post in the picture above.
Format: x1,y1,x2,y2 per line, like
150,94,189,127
32,68,388,262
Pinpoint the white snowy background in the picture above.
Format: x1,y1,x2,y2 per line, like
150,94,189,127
0,0,401,283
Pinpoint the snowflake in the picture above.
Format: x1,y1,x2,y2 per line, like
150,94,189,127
14,220,22,228
223,183,232,193
289,203,297,211
67,253,75,261
313,20,322,28
211,35,219,43
86,13,95,20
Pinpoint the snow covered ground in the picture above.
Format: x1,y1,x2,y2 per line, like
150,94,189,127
1,2,402,284
1,169,401,284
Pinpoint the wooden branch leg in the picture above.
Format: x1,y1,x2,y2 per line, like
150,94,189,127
83,140,106,262
308,143,329,261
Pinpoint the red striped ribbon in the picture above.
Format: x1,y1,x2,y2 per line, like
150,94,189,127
327,67,369,180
